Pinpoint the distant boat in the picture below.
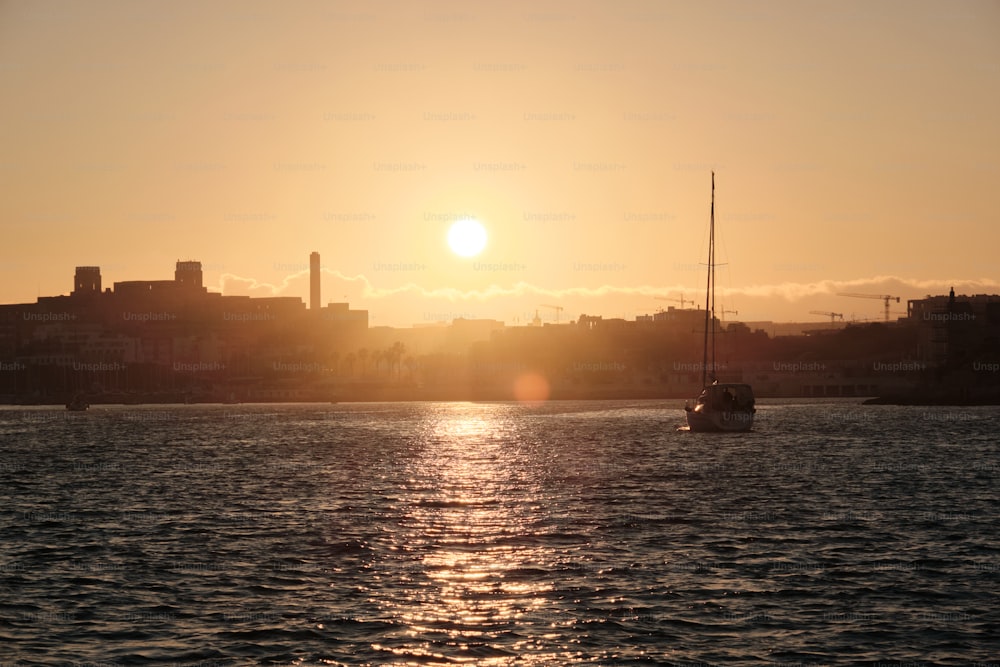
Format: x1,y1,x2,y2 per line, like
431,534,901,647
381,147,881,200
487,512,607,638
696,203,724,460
66,394,89,411
684,172,755,432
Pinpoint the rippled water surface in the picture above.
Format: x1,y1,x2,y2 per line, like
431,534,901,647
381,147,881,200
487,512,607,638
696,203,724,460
1,400,998,665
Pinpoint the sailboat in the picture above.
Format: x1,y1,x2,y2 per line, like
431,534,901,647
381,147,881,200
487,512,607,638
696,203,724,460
684,172,755,432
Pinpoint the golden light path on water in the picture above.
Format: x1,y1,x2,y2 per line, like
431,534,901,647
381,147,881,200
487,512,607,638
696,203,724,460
373,403,569,665
5,403,998,663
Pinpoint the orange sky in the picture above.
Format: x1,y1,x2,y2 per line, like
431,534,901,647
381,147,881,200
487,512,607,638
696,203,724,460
1,0,998,327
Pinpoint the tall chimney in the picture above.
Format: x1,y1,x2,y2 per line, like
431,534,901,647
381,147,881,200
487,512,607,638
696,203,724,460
310,251,320,310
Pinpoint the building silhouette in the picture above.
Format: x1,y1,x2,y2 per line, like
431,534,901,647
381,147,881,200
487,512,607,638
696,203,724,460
72,266,102,296
0,256,368,402
907,289,1000,370
175,260,203,290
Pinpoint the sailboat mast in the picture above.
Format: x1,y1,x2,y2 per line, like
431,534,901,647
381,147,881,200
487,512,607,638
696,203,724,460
701,172,713,387
710,171,716,382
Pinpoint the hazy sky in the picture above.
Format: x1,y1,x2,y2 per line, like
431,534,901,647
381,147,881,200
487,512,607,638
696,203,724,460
2,0,998,326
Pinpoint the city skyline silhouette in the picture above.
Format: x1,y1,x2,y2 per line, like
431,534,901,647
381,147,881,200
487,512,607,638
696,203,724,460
2,252,997,405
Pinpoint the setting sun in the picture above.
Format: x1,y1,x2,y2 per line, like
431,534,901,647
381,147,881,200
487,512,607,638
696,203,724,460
447,219,488,257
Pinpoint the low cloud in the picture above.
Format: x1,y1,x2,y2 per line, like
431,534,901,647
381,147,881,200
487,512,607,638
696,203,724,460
211,271,999,324
216,271,999,302
732,276,1000,301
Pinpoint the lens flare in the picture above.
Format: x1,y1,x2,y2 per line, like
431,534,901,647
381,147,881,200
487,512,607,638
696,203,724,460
513,372,550,405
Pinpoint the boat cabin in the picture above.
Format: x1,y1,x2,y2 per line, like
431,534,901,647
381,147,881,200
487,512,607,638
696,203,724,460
693,383,755,412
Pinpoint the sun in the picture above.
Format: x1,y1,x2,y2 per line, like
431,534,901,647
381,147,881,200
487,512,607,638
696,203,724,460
447,219,488,257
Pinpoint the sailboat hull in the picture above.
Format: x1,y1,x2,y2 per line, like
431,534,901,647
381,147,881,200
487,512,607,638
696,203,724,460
685,406,754,432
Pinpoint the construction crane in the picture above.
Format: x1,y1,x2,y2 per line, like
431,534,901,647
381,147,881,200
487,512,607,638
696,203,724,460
539,304,564,324
655,295,694,308
836,293,900,323
720,308,738,322
809,310,844,323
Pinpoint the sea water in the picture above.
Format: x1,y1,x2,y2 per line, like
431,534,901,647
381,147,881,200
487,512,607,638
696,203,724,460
1,400,998,665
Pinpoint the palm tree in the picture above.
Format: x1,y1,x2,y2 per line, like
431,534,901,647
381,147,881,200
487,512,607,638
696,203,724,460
388,341,406,379
403,355,417,382
357,348,369,377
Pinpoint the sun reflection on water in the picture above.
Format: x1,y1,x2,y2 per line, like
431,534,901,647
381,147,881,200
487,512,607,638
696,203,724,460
377,403,559,663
